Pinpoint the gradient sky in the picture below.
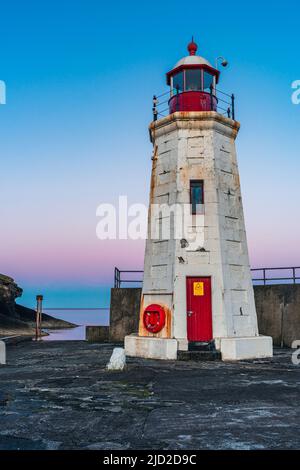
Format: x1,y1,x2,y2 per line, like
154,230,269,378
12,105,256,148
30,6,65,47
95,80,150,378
0,0,299,308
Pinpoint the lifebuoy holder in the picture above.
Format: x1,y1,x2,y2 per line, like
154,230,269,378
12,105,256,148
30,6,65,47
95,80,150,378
143,304,165,334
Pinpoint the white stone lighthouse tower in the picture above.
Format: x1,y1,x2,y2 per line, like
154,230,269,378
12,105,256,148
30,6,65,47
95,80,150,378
125,40,272,361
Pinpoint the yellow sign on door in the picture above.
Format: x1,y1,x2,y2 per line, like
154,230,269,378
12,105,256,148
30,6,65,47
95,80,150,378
193,281,204,296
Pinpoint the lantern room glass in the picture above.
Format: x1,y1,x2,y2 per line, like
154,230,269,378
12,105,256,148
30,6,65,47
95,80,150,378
172,71,184,93
185,69,201,91
203,71,213,91
170,69,216,97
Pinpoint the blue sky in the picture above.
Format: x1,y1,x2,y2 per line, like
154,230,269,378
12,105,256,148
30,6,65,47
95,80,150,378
0,0,299,309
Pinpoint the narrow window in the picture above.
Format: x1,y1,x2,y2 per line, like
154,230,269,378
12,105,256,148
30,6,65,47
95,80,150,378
190,180,204,214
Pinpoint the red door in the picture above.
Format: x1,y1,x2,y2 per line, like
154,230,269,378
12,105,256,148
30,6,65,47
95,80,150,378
186,277,212,342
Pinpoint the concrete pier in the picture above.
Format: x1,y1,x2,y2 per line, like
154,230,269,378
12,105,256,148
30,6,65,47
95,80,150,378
0,341,300,449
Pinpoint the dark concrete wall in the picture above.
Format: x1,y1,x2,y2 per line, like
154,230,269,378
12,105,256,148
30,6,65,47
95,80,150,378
86,326,109,342
254,284,300,347
109,288,141,342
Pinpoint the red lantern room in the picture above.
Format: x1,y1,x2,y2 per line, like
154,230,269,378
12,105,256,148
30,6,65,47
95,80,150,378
166,39,220,114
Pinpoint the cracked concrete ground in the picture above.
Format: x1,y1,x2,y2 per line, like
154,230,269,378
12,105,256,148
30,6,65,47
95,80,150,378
0,341,299,450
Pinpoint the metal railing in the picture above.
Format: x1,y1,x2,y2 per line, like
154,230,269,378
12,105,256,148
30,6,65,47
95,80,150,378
114,266,300,288
251,267,300,285
215,88,235,119
114,267,144,288
152,86,235,121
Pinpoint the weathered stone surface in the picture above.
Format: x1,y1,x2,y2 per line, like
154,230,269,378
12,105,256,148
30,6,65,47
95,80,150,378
255,285,283,346
110,288,141,342
133,111,264,360
106,347,126,370
221,336,273,360
0,341,300,449
125,334,178,360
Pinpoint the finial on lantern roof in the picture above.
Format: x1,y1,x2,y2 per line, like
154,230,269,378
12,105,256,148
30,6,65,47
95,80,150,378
187,37,198,56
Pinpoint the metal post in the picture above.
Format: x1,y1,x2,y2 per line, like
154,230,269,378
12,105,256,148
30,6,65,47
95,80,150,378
114,267,120,288
293,267,296,284
231,94,235,120
280,302,284,349
263,269,266,286
176,85,179,112
152,95,158,121
35,295,43,341
227,107,231,118
210,84,214,111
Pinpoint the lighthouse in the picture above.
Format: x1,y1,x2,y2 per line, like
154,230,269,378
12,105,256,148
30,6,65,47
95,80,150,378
125,40,272,361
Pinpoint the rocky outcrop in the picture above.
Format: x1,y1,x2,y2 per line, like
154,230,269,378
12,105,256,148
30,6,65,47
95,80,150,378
0,274,76,337
0,274,23,318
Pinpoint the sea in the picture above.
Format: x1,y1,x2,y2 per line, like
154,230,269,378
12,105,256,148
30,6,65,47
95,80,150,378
42,308,110,341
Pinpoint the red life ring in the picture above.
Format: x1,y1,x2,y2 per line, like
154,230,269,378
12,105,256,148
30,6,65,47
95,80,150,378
143,304,165,334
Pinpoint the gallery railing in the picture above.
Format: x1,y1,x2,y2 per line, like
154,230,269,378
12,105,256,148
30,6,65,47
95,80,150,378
152,86,235,121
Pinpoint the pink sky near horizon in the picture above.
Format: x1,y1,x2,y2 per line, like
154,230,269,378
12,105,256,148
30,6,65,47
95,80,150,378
2,211,299,289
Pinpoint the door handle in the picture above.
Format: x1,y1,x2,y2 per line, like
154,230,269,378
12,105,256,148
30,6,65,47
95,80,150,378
187,311,193,317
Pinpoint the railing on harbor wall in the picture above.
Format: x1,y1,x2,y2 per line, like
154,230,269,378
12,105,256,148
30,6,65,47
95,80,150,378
114,267,144,288
251,267,300,285
114,266,300,288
